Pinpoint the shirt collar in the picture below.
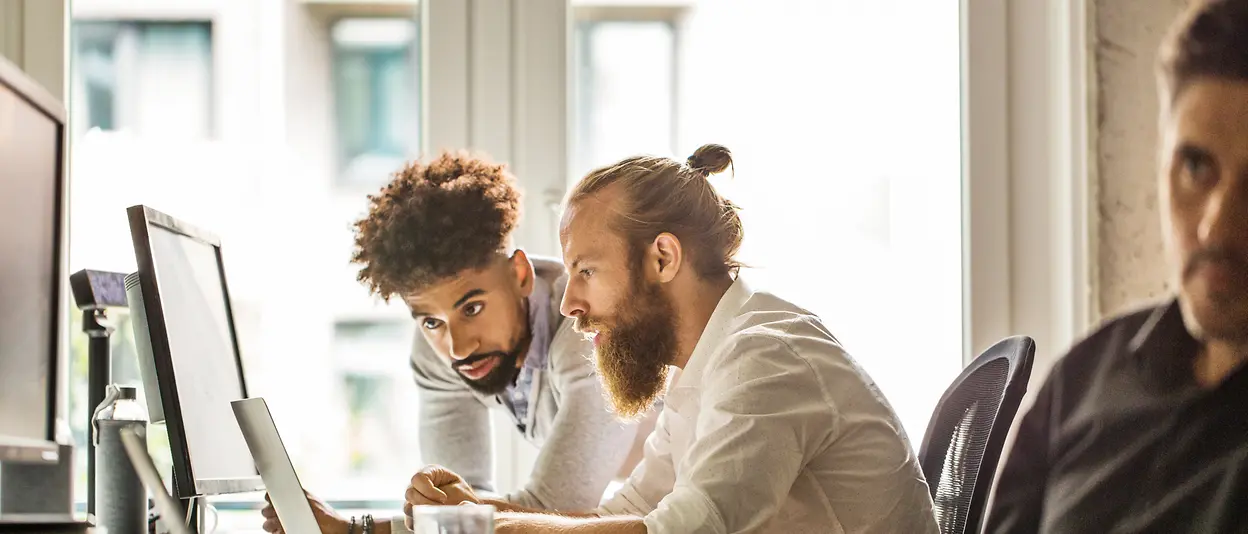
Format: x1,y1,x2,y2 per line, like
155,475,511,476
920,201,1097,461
1128,298,1196,358
1127,297,1202,388
670,276,754,391
524,275,554,370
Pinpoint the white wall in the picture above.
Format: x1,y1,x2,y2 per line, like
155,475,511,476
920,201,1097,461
0,0,66,101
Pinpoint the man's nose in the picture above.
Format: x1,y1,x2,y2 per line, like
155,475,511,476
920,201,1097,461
1198,175,1248,251
560,286,586,319
448,326,479,360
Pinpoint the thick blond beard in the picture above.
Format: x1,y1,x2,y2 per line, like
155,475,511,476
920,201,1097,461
592,275,678,421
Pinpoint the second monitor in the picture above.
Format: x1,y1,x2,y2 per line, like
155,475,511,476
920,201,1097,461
126,204,262,498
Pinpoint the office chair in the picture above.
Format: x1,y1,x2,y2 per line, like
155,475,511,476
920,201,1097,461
918,336,1035,534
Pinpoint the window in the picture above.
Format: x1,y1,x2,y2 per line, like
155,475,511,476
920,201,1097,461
332,18,421,188
66,18,216,505
71,21,214,138
66,4,424,517
571,1,964,443
573,18,677,179
328,320,422,499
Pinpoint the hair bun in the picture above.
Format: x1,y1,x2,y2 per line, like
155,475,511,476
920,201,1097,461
686,144,733,176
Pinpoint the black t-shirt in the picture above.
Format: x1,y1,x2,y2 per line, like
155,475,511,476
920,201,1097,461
985,300,1248,533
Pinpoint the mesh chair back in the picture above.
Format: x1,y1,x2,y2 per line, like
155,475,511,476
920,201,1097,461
918,336,1035,534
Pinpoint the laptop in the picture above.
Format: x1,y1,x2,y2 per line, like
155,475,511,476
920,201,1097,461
230,397,320,534
118,427,192,534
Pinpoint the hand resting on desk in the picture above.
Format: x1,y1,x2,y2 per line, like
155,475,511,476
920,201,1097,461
403,464,484,528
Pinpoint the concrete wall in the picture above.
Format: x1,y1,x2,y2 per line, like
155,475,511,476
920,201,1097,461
1093,0,1187,320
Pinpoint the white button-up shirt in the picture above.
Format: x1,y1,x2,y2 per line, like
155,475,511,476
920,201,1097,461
597,278,939,534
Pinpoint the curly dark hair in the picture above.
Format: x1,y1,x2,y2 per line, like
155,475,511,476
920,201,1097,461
352,151,521,300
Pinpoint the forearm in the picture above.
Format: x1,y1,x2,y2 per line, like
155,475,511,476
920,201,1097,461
495,512,645,534
373,518,394,534
483,499,598,518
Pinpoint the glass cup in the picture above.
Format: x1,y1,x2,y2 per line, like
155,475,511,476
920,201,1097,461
409,504,496,534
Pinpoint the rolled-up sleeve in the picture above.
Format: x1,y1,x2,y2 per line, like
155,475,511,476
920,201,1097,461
597,407,679,518
643,336,836,534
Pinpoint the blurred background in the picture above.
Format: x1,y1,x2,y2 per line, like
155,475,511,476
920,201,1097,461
56,0,961,528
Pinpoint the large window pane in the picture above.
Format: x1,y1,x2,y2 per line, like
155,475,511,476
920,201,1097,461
572,0,963,443
573,20,676,178
67,3,425,515
332,18,420,188
71,21,213,139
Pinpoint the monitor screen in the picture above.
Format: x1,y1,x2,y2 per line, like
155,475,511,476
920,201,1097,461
0,80,61,453
145,222,257,488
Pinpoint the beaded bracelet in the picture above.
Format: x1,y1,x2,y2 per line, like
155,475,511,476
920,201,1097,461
348,516,357,534
363,514,375,534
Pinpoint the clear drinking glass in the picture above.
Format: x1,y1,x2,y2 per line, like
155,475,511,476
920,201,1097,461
409,504,496,534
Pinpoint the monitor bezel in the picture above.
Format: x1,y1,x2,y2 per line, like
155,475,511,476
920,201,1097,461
0,55,67,465
126,204,263,497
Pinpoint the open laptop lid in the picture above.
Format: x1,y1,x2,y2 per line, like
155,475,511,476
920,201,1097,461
230,397,320,533
118,428,192,534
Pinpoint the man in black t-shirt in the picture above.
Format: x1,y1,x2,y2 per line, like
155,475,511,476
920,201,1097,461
986,1,1248,532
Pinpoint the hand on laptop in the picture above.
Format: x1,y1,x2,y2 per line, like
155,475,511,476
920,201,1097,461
261,491,350,534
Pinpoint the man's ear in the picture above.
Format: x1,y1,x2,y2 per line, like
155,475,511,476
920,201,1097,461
651,233,683,283
510,249,535,297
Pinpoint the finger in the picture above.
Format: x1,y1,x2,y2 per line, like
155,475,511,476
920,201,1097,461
406,485,446,506
262,517,281,532
413,465,458,487
408,474,449,503
403,502,414,516
261,505,277,519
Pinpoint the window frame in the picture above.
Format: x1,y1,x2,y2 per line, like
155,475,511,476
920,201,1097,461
961,0,1093,373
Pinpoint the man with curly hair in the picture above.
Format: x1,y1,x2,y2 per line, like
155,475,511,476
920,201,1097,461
260,152,649,534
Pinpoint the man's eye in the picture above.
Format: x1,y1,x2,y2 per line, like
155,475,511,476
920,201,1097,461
464,302,484,317
421,318,443,330
1180,150,1217,187
580,268,594,278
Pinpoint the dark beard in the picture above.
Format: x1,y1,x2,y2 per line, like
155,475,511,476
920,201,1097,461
453,338,528,395
589,275,679,421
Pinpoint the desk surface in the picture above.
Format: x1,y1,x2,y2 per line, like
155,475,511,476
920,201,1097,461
214,507,394,534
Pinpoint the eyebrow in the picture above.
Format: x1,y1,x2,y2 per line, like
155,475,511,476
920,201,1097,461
408,288,487,319
1175,142,1213,161
568,254,597,273
454,288,486,309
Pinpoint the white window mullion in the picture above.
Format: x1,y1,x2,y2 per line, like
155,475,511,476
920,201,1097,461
422,0,470,153
509,0,569,259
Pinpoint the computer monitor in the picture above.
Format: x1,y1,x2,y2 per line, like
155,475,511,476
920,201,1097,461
0,56,67,465
126,205,263,498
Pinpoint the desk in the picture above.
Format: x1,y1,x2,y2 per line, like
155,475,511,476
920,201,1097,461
212,506,398,534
